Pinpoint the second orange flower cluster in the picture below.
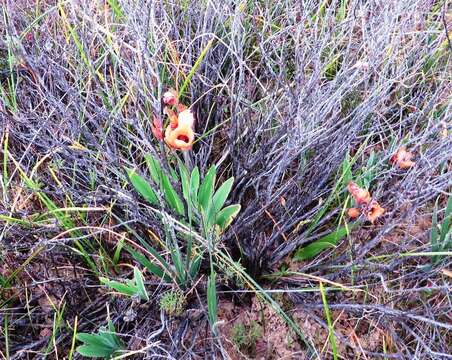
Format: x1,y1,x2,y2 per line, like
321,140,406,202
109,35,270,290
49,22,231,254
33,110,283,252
346,147,416,224
151,89,195,151
347,182,385,224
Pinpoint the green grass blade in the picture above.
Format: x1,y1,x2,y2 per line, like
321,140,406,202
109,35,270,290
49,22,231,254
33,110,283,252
106,0,124,20
319,282,338,360
179,39,214,97
439,196,452,247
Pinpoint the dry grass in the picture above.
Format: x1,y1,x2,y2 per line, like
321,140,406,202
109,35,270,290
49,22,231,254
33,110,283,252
0,0,451,359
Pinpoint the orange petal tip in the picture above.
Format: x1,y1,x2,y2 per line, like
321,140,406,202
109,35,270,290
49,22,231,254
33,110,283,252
347,207,361,219
390,147,415,169
365,200,385,224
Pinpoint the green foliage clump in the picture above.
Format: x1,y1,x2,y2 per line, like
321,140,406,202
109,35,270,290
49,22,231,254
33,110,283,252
231,320,262,353
126,154,241,290
159,289,185,316
76,320,124,358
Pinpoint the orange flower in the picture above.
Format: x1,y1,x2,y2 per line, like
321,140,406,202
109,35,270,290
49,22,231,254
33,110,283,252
176,103,187,113
365,200,385,224
164,109,196,150
390,147,415,169
177,109,195,128
347,207,361,219
347,182,371,205
159,87,196,151
165,124,195,150
151,115,163,140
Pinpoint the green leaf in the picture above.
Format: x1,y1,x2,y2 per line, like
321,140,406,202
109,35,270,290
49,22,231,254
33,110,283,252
207,271,218,334
99,277,137,297
190,167,200,206
178,161,190,203
127,169,158,205
199,166,216,211
145,154,185,215
189,254,202,279
431,199,439,252
215,204,241,231
133,267,149,301
76,344,112,357
293,242,337,261
161,174,185,216
439,196,452,248
127,247,171,282
77,333,112,348
169,166,179,182
112,235,125,266
76,326,123,358
212,177,234,215
341,153,352,185
294,226,349,261
144,154,163,186
127,244,170,274
105,320,122,347
97,330,121,349
170,248,186,286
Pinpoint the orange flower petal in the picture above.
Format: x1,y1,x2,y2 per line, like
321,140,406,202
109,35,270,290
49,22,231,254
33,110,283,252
347,182,371,205
365,200,385,224
399,160,416,169
164,107,179,129
390,147,415,169
347,207,361,219
165,124,194,150
151,115,163,140
177,103,187,113
177,109,195,128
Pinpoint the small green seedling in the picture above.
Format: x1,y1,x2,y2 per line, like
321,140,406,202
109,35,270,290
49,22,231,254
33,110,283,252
76,320,124,358
99,267,149,301
231,320,262,354
159,289,185,316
